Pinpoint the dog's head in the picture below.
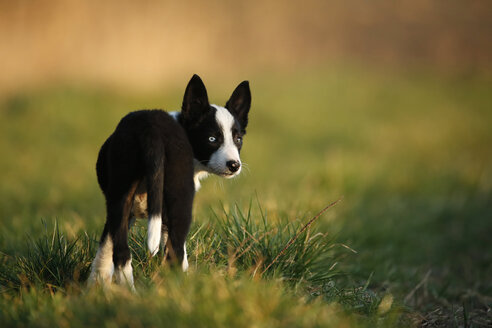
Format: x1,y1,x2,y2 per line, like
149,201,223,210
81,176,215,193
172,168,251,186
179,74,251,178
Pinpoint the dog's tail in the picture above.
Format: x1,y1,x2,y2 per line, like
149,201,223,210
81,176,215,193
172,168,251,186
145,154,165,257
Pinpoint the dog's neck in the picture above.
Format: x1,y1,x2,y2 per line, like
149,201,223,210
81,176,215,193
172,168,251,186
169,111,209,191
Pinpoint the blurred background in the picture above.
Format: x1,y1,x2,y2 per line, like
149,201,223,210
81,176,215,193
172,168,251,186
1,0,491,325
1,0,491,93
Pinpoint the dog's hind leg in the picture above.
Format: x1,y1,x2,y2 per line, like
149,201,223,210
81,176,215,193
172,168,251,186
89,183,137,290
165,195,193,271
88,224,114,287
111,181,139,290
89,174,138,290
89,138,114,287
163,157,195,271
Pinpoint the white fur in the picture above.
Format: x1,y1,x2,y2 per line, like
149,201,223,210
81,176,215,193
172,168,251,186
114,258,135,291
182,243,189,272
209,105,241,177
193,160,210,191
88,235,114,286
168,111,180,120
148,215,162,256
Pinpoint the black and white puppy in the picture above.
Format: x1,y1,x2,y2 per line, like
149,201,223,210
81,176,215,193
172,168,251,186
88,75,251,289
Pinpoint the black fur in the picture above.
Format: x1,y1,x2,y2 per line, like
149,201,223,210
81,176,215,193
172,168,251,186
93,74,251,280
226,80,251,132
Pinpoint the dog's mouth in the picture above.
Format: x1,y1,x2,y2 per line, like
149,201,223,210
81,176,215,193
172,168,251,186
210,169,238,178
221,171,239,178
209,168,241,178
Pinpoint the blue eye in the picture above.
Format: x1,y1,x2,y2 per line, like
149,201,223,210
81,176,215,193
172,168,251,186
208,136,216,142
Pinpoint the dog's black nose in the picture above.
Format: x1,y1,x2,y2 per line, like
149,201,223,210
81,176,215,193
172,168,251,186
226,160,241,173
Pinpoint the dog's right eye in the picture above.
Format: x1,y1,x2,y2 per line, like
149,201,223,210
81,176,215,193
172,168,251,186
208,136,216,143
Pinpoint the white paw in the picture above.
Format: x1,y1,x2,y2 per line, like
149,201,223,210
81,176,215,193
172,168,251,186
114,259,135,291
88,236,114,287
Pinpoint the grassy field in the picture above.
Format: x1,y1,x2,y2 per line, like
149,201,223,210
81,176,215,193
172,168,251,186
0,67,491,327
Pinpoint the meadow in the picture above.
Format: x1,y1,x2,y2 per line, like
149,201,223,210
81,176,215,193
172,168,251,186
0,67,491,327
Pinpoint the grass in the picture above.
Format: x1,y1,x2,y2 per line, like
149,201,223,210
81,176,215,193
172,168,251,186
0,222,94,292
1,203,386,327
0,66,491,327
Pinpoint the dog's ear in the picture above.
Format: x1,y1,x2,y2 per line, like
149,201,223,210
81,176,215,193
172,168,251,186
225,81,251,130
182,74,210,122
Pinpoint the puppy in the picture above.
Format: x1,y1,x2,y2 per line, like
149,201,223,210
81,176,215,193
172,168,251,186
88,75,251,289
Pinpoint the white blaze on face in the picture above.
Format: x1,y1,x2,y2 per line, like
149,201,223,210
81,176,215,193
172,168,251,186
208,105,241,177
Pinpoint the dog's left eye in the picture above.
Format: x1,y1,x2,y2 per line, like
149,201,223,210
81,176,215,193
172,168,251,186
208,136,216,143
236,137,242,144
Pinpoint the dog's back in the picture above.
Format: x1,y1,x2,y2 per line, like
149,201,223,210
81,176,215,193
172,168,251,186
96,110,194,197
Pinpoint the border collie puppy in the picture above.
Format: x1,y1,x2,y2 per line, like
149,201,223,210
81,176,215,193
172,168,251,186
88,75,251,289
